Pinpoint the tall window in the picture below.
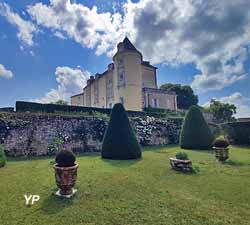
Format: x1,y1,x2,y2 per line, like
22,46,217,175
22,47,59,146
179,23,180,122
77,96,81,106
107,78,113,100
117,58,125,87
152,98,159,108
120,97,124,105
94,81,99,104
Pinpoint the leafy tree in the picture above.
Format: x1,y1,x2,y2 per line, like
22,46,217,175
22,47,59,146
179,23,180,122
51,100,68,105
180,105,214,150
102,103,141,160
205,99,236,123
160,83,198,110
48,137,64,155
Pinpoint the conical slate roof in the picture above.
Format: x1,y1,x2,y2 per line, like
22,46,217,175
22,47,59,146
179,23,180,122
122,37,138,51
113,36,143,60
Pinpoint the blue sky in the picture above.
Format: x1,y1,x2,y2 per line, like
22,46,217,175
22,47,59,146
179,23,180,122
0,0,250,117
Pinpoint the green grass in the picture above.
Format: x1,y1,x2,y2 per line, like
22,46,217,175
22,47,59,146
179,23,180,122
1,145,250,225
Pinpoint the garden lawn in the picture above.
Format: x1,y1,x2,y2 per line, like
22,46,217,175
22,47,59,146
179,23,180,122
1,145,250,225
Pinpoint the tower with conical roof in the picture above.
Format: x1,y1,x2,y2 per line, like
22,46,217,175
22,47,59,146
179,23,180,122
113,37,143,111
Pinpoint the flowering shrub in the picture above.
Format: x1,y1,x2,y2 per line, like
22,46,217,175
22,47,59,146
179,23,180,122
134,116,182,146
135,116,156,145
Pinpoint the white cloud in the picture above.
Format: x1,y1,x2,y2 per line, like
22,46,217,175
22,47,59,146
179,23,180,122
27,0,126,55
0,64,13,78
123,0,250,92
204,92,250,118
26,0,250,93
0,2,37,46
54,31,66,39
36,66,90,103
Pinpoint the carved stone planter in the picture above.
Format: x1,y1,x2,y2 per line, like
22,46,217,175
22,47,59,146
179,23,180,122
54,164,78,198
170,158,193,172
213,147,229,162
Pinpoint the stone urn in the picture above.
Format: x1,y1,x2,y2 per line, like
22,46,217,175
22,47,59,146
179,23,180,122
213,138,229,162
54,164,78,197
54,150,78,198
170,152,192,172
170,158,193,172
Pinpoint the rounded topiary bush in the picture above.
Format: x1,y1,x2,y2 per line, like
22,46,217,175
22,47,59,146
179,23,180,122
175,152,189,160
55,150,76,167
0,144,6,167
102,103,142,160
180,105,214,150
213,137,229,148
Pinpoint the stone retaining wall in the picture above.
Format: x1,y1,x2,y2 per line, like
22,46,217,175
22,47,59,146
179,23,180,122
0,112,182,157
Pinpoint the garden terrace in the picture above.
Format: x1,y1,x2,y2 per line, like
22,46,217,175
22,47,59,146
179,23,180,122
1,145,250,225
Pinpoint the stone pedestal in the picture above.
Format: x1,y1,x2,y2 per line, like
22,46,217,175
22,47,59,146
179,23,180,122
170,158,192,172
213,147,229,162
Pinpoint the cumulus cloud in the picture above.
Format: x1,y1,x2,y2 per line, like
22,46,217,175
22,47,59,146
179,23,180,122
26,0,250,92
0,64,13,78
36,66,90,103
124,0,250,92
27,0,126,56
0,2,37,46
204,92,250,118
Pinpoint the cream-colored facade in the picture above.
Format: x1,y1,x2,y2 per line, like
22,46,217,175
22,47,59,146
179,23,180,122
71,37,177,111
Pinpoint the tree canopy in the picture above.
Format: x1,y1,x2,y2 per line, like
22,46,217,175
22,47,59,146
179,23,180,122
205,99,236,123
51,100,68,105
160,83,198,109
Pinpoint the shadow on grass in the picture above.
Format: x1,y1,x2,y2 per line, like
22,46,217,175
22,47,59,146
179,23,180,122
7,155,54,162
101,158,142,167
41,191,74,215
142,145,177,152
232,145,250,150
170,165,200,175
183,149,214,155
7,152,100,162
223,159,246,167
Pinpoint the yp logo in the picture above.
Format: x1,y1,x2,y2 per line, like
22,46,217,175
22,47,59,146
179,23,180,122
24,195,40,205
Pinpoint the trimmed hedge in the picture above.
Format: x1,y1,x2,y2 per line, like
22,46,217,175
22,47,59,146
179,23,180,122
180,105,214,150
15,101,146,117
16,101,111,114
101,103,142,160
0,145,6,167
222,121,250,145
0,107,14,112
144,107,185,118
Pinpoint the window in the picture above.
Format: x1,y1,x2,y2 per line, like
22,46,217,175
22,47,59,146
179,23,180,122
119,71,124,83
77,96,81,106
152,98,159,108
109,103,113,108
117,58,125,86
107,79,113,100
94,82,99,104
120,97,124,105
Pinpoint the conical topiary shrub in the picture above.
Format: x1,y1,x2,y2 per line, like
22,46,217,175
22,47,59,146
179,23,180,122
180,105,213,150
102,103,142,160
0,144,6,167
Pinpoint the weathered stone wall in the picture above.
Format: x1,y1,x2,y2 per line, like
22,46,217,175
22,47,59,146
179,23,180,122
0,112,182,157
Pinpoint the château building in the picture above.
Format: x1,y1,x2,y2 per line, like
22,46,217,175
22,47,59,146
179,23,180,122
71,37,177,111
